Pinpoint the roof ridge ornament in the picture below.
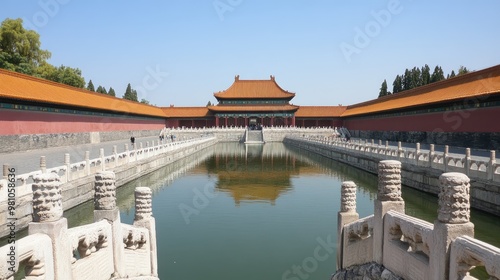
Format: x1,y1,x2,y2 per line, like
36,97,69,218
270,75,275,81
235,75,240,81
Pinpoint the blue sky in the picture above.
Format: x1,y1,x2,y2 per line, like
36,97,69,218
2,0,500,107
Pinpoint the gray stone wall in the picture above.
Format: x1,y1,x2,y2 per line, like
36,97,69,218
351,130,500,150
0,129,161,153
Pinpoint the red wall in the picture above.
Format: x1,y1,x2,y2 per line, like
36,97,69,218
343,107,500,133
0,110,165,135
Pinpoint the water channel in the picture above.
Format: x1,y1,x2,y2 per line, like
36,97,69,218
62,142,500,279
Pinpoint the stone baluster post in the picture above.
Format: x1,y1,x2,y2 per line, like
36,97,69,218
133,187,158,277
113,145,117,167
84,151,90,175
415,143,420,163
100,148,105,171
488,151,496,180
464,148,471,176
373,160,405,263
40,156,46,173
337,181,359,270
429,144,435,168
397,141,403,157
64,153,70,182
385,140,389,156
29,173,72,280
444,145,449,172
124,144,130,164
378,139,382,146
429,172,474,280
3,164,9,180
93,171,125,277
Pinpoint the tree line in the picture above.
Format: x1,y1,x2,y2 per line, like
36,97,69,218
378,65,471,98
0,18,149,104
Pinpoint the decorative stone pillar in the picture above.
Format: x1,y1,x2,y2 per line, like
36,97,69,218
488,151,496,180
93,171,125,277
464,148,471,176
373,160,405,263
40,156,46,173
29,173,72,280
430,172,474,280
133,187,158,277
337,181,359,270
429,144,435,167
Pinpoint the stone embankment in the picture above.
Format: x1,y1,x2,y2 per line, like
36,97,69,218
331,262,402,280
284,136,500,216
0,135,217,237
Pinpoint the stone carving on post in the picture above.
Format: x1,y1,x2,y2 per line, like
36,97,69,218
93,171,125,277
32,173,63,223
94,171,116,210
133,187,158,277
430,172,474,280
337,181,359,270
29,173,72,280
373,160,405,263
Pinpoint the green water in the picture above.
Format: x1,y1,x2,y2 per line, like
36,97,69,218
63,142,500,279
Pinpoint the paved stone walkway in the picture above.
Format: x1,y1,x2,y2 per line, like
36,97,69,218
0,136,162,174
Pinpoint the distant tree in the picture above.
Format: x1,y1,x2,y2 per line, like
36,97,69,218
430,66,445,83
206,101,212,106
0,18,51,75
378,79,388,98
140,98,150,105
87,80,95,91
449,70,456,78
123,83,138,101
421,64,431,85
392,75,403,94
96,85,107,94
107,87,116,97
36,63,85,88
457,66,470,76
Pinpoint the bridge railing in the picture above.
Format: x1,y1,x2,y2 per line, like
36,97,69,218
0,171,158,280
336,160,500,280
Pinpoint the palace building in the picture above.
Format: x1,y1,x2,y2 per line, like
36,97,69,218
163,75,345,128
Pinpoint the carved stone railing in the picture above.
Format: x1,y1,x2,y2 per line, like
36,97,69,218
291,135,499,183
0,171,158,280
336,160,499,279
450,236,500,279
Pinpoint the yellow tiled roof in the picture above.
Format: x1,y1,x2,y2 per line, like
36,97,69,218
214,76,295,99
342,65,500,117
208,104,299,112
0,69,166,117
162,106,211,117
295,106,347,117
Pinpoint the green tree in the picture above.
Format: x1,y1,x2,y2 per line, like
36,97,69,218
108,87,116,97
96,85,108,94
392,75,403,94
449,70,456,78
53,65,85,88
123,83,138,101
0,18,51,74
378,79,388,98
421,64,431,85
207,101,212,106
430,66,445,83
457,66,470,76
140,98,150,104
87,80,95,91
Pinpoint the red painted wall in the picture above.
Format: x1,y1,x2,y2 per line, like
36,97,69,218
0,109,165,135
343,107,500,133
